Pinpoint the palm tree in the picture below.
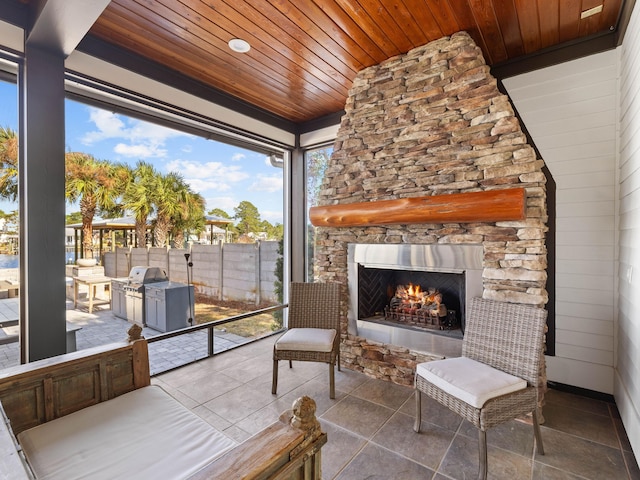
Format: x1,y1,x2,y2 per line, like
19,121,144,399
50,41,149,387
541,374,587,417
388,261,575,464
122,161,158,247
65,153,129,259
153,172,185,247
152,170,205,247
170,190,205,248
0,126,18,202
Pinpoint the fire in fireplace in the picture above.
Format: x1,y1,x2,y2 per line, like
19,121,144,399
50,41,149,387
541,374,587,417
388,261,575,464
385,284,451,329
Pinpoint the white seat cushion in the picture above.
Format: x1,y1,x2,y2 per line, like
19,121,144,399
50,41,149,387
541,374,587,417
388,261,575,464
18,385,236,480
416,356,527,409
275,328,336,353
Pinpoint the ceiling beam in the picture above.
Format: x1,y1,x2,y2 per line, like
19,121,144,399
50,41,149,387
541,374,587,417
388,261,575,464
26,0,111,56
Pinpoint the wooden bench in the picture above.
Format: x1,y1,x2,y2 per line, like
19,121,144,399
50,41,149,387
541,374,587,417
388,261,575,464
0,327,326,479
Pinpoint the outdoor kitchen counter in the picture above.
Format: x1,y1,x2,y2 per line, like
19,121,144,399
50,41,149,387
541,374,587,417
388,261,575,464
72,275,112,313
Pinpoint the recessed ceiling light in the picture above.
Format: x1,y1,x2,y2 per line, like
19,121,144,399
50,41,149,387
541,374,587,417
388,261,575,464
581,5,603,19
228,38,250,53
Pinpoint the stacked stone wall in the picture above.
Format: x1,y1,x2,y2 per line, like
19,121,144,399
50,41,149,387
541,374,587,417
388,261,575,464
315,32,548,385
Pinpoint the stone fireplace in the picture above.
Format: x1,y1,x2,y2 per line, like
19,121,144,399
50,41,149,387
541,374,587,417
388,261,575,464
312,32,548,386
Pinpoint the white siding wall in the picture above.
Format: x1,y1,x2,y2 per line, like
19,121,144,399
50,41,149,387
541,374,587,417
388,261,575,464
503,51,618,394
617,1,640,460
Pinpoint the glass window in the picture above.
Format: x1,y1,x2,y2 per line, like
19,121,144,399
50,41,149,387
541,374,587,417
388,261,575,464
304,145,332,282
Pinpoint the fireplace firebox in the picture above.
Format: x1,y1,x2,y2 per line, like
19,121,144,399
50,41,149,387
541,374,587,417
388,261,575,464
347,244,483,356
358,266,465,331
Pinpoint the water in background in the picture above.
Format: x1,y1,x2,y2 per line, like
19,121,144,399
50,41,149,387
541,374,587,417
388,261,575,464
0,253,76,269
0,254,18,269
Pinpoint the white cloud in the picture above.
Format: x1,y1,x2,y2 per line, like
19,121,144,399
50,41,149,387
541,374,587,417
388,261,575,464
166,160,249,182
261,210,284,223
80,107,188,159
188,179,232,192
231,153,245,162
249,174,283,193
205,196,237,213
114,143,167,159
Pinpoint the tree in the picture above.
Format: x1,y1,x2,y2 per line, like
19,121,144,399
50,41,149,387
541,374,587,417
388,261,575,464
170,190,205,248
122,161,158,247
207,208,231,219
306,148,331,209
65,152,128,258
259,219,283,240
0,126,18,202
233,200,261,236
65,212,83,224
153,171,205,247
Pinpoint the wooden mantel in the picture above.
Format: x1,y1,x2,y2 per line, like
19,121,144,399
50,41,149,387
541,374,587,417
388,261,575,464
309,188,526,227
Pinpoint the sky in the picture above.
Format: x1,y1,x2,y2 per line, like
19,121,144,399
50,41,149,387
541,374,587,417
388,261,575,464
0,80,284,225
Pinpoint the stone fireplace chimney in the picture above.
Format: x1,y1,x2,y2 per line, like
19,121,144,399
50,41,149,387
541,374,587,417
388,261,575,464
313,32,547,386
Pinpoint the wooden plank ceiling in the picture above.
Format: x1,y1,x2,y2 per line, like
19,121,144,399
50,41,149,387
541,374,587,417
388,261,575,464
88,0,624,124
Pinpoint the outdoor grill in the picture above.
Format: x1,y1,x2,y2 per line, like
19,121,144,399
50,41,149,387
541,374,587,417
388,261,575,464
112,266,193,333
114,267,168,327
124,266,169,294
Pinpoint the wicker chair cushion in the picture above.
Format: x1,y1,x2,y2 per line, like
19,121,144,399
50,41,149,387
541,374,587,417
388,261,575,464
416,357,527,408
275,328,336,353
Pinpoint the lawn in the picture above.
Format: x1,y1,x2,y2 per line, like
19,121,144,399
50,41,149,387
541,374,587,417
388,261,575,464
194,294,282,338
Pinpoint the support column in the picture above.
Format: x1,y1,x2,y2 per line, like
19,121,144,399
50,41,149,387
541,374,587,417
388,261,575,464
19,43,66,362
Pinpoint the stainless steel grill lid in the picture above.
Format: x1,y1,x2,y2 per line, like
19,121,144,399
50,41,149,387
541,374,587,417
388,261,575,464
127,266,168,287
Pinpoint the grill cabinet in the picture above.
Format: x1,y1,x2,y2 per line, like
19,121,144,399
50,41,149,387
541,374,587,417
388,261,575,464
145,282,194,332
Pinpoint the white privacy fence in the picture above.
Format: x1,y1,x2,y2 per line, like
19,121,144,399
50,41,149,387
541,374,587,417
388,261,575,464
103,241,280,304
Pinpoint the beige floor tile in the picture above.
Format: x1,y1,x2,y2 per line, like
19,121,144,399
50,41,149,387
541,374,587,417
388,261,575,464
535,426,628,480
439,433,533,480
350,377,414,410
334,443,435,480
161,343,639,480
321,396,395,439
319,421,367,480
373,411,455,470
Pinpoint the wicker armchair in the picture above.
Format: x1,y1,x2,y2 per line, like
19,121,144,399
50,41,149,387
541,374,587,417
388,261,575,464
272,282,341,399
414,297,547,480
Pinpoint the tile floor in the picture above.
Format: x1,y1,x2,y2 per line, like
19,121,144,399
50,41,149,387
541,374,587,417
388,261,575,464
2,298,639,479
154,336,640,480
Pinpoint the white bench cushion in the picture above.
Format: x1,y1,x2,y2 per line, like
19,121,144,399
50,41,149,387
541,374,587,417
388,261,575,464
18,385,236,480
275,328,336,352
416,356,527,409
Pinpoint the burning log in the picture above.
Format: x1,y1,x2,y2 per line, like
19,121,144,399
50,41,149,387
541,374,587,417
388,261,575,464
385,283,448,329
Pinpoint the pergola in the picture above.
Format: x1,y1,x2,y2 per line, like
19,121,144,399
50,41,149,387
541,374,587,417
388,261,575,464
66,216,140,262
67,215,234,262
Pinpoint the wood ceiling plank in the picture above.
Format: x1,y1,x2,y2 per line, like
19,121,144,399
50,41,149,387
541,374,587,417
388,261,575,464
399,0,447,44
421,0,461,37
514,0,541,54
388,1,434,48
353,0,416,52
559,0,582,43
579,0,620,36
537,0,560,49
468,0,508,64
83,0,625,123
278,0,388,65
492,0,525,58
601,0,623,30
100,2,327,111
92,11,325,121
180,0,350,102
224,0,362,86
447,0,492,63
330,0,399,59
